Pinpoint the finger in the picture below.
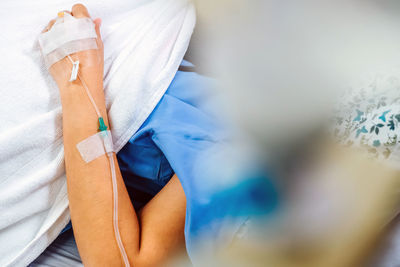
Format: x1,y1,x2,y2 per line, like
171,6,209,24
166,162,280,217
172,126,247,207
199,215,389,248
71,3,90,18
93,18,104,50
93,18,102,40
42,19,56,33
59,10,72,17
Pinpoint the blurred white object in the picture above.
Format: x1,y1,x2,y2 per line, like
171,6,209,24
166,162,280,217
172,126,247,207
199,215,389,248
194,0,400,148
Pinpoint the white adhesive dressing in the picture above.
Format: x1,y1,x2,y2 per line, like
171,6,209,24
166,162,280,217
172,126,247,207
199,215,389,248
76,130,114,163
38,13,97,68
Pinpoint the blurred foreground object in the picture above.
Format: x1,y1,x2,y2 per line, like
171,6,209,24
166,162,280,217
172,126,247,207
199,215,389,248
182,0,400,265
170,143,400,267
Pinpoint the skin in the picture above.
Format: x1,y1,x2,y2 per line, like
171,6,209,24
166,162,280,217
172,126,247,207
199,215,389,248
44,4,187,266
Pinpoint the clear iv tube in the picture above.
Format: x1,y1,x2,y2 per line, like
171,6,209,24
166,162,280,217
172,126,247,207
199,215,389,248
67,56,131,267
108,152,131,266
67,56,101,118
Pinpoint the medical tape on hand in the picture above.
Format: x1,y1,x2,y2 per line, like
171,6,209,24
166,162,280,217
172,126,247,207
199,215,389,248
76,130,114,163
38,13,97,68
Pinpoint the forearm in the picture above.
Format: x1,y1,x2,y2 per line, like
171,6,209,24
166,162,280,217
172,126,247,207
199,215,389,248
60,73,187,266
59,65,140,265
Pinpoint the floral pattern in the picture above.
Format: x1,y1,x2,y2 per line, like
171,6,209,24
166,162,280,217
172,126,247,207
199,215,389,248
333,69,400,161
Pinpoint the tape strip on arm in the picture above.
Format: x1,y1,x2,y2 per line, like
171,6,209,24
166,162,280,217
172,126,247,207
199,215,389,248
76,130,114,163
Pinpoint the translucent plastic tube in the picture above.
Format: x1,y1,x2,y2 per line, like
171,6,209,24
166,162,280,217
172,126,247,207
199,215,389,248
108,152,131,266
67,55,101,118
67,56,131,267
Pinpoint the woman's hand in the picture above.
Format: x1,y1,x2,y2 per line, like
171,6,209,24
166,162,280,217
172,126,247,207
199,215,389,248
42,4,103,90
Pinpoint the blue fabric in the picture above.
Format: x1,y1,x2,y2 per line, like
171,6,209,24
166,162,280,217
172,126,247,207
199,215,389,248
117,61,278,261
117,61,221,210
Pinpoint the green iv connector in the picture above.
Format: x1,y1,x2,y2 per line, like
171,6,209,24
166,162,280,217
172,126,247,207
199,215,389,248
98,117,108,132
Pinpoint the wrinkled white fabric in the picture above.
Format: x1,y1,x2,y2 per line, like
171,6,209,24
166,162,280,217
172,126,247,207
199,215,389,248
0,0,195,266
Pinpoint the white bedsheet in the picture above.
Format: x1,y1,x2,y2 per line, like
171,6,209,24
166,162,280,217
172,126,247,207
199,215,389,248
0,0,195,265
